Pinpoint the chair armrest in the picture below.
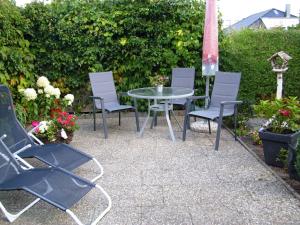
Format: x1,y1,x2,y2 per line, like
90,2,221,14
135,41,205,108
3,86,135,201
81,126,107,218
117,92,129,102
220,100,243,106
218,101,243,118
89,96,104,100
89,96,105,111
187,95,209,101
117,92,128,97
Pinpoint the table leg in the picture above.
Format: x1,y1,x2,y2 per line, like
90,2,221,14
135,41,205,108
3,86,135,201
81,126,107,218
170,110,183,131
165,101,175,141
139,99,151,137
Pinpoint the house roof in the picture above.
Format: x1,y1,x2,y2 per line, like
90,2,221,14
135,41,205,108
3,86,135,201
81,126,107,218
226,8,298,31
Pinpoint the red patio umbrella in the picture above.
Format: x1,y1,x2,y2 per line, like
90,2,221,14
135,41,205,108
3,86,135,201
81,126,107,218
202,0,219,102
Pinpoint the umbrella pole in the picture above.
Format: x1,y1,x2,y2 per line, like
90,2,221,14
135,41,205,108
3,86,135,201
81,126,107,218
205,76,209,107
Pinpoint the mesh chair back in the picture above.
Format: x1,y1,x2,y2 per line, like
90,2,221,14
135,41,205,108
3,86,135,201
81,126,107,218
0,85,35,153
0,139,22,185
171,68,195,89
89,71,119,109
210,72,241,110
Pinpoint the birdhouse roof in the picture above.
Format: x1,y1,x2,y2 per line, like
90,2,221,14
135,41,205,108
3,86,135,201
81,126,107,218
268,51,292,62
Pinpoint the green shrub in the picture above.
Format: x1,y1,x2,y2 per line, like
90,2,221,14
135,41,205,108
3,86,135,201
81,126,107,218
221,29,300,103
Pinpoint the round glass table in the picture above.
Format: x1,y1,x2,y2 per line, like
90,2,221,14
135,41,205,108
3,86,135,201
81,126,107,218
128,87,194,141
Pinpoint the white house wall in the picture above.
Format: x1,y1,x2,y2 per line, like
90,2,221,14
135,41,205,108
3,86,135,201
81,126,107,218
262,18,299,29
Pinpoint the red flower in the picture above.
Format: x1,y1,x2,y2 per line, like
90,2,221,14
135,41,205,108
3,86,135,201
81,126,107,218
278,109,291,117
50,108,62,119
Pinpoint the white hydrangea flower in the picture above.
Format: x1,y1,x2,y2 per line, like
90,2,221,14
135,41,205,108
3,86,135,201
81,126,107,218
38,89,43,94
23,88,37,101
61,128,68,139
45,94,50,98
64,94,74,105
53,88,61,99
37,76,50,88
44,85,55,95
39,121,49,133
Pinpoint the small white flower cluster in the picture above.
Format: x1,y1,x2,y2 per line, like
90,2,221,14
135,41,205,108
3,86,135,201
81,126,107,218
19,76,74,104
44,84,61,99
37,76,50,88
64,94,74,106
23,88,37,101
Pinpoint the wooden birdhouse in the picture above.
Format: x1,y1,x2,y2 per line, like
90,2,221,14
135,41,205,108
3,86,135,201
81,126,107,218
268,51,292,71
267,51,292,99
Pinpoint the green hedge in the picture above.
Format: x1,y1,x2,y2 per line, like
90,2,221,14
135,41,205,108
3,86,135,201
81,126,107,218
0,0,35,96
21,0,207,110
221,29,300,103
1,0,300,113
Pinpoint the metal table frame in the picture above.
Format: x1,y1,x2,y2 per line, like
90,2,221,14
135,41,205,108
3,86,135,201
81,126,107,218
128,87,194,141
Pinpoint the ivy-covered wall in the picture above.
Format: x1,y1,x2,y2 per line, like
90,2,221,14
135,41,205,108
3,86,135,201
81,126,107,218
0,0,35,97
21,0,207,110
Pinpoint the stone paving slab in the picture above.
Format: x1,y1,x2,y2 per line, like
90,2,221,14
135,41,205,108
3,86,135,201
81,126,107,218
1,116,300,225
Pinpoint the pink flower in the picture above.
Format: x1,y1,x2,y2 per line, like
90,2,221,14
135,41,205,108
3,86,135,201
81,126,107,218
31,121,40,127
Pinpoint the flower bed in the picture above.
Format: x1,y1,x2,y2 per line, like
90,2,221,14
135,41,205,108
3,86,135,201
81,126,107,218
17,76,78,144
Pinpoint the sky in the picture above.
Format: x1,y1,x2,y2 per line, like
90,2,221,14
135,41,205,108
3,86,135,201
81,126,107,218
16,0,300,27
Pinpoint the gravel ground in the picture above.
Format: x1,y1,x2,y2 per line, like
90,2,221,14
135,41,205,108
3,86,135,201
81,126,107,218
1,115,300,225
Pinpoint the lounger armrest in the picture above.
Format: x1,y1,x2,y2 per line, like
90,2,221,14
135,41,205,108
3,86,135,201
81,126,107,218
28,123,44,134
220,100,243,106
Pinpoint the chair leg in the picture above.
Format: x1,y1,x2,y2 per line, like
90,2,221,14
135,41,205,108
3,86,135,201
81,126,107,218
154,112,158,126
92,101,96,131
208,120,211,134
187,115,191,129
101,110,108,139
215,115,223,151
150,111,157,129
234,105,238,141
134,98,140,132
118,112,121,126
182,114,189,141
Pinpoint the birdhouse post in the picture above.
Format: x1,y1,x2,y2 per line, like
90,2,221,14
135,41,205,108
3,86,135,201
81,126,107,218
268,51,292,99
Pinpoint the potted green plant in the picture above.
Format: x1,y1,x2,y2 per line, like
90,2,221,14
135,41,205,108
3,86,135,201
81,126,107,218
149,73,169,92
254,97,300,167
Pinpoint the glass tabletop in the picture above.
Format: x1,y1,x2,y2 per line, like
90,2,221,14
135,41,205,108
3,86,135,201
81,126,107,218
128,87,194,100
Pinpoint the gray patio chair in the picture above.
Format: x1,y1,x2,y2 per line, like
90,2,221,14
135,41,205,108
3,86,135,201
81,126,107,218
0,135,111,224
182,71,242,150
89,71,140,138
170,67,196,106
0,85,103,182
151,67,195,128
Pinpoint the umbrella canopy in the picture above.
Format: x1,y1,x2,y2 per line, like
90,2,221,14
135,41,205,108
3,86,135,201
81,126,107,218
202,0,219,76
